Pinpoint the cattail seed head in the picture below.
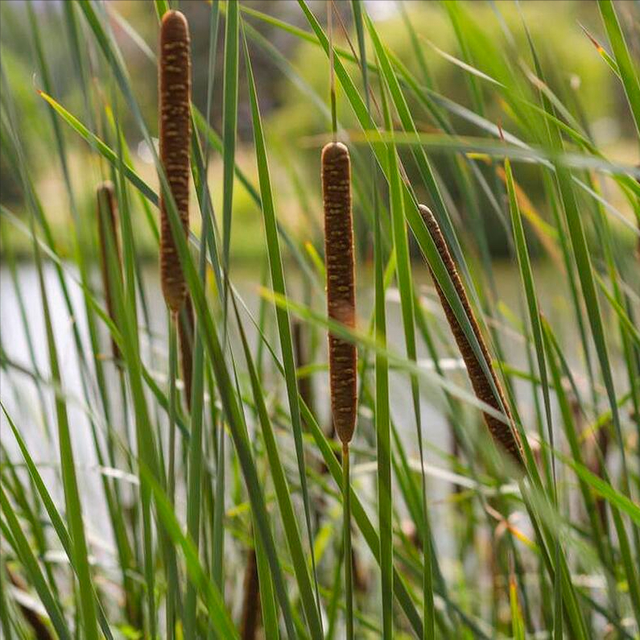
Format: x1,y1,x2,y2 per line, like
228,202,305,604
322,142,357,445
97,181,122,362
159,10,191,313
418,204,525,472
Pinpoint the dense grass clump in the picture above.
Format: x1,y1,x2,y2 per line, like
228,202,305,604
1,1,639,639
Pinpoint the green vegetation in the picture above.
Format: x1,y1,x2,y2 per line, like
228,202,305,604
1,1,639,638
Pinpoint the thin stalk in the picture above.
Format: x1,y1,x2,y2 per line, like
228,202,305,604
342,443,354,640
327,0,337,140
168,314,178,505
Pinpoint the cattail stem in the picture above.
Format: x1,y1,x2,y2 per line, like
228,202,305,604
418,204,525,472
159,10,191,315
96,181,122,363
168,313,178,504
342,442,354,640
327,1,337,141
166,312,179,636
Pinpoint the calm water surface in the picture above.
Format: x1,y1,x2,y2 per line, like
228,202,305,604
0,261,618,567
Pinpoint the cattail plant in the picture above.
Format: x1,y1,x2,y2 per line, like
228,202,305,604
418,204,525,472
159,9,193,409
322,140,357,636
96,181,122,362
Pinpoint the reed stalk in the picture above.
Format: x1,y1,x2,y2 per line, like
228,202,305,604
418,204,525,471
322,140,357,637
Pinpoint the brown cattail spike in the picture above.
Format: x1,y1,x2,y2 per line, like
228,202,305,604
418,204,525,472
322,142,357,445
159,10,191,313
97,181,122,362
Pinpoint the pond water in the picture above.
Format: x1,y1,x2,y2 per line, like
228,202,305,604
0,260,617,569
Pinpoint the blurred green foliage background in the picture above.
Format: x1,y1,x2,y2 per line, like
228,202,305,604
1,0,637,260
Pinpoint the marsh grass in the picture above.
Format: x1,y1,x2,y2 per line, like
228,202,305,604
1,1,640,639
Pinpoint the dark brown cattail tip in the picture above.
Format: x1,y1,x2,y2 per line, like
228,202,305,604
97,181,122,362
162,9,189,33
417,204,437,241
322,142,357,445
418,204,525,474
159,9,191,314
